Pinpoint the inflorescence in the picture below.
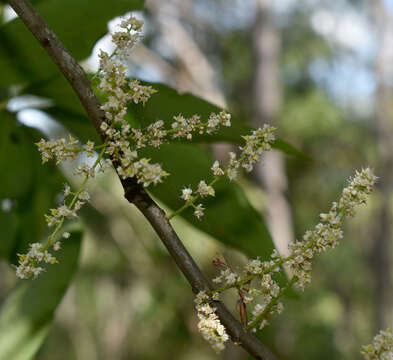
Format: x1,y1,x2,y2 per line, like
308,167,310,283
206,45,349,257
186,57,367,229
15,16,241,279
195,168,376,351
16,15,272,282
17,13,380,358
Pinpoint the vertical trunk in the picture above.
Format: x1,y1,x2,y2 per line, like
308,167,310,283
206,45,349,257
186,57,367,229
253,0,294,258
145,0,226,108
372,0,393,330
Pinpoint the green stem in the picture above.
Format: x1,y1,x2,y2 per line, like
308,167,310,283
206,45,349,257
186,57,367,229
94,143,108,150
44,218,64,250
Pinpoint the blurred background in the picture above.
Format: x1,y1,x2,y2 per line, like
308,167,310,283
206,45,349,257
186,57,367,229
1,0,393,359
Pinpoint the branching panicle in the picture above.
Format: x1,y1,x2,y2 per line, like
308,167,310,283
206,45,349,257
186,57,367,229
208,168,377,334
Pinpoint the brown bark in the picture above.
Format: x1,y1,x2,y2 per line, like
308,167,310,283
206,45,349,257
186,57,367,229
146,0,226,108
371,0,393,330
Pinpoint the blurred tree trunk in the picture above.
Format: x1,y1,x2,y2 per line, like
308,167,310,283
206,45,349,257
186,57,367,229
371,0,393,330
145,0,232,168
145,0,226,108
253,0,294,258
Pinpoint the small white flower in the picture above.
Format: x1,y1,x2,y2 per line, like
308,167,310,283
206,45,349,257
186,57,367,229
15,242,57,279
62,232,70,239
181,188,193,201
120,15,144,31
64,183,71,197
211,161,224,176
194,204,205,219
100,122,109,131
78,191,90,201
83,141,95,157
197,181,215,197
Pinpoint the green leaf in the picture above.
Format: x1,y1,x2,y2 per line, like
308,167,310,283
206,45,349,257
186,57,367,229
33,79,306,159
0,112,63,262
273,138,311,160
128,82,308,159
0,0,143,87
0,231,82,360
141,143,274,259
128,82,250,144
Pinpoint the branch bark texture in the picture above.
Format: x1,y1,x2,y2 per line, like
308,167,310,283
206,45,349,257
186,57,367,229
8,0,276,358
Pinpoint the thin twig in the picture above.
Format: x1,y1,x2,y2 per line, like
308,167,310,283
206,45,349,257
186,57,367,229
7,1,277,358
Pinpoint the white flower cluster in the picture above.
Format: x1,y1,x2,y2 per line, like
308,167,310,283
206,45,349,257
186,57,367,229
173,125,276,220
21,135,107,280
211,168,376,332
170,111,231,140
15,178,93,279
114,16,143,56
100,26,236,190
287,167,377,290
36,135,79,164
44,203,77,227
179,180,215,220
195,291,229,353
97,17,171,188
213,268,239,286
361,328,393,360
15,243,57,279
237,124,276,173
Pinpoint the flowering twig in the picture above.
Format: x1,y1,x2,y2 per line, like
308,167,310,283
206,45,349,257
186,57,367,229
8,0,277,358
15,146,107,279
206,168,377,331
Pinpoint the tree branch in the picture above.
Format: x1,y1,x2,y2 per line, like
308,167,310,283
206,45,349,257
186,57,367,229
8,0,276,358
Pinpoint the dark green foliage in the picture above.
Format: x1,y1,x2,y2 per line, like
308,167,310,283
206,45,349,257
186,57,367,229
0,0,143,87
0,113,63,262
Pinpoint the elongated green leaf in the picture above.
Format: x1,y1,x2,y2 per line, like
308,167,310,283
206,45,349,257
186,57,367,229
0,231,82,360
127,82,308,159
0,0,143,87
0,113,63,262
128,82,250,143
31,77,306,158
0,113,34,199
141,143,274,259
